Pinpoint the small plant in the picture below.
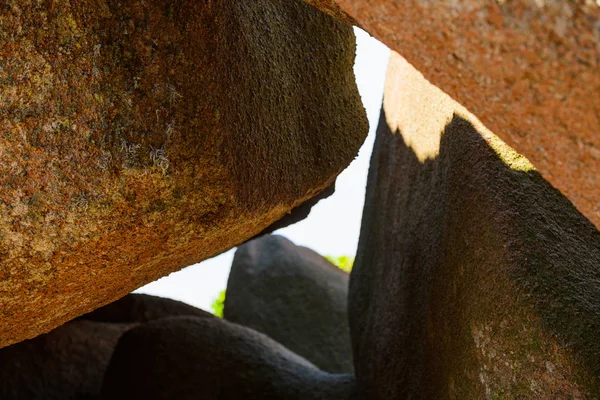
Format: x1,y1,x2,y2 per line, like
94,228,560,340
211,290,226,318
325,255,354,273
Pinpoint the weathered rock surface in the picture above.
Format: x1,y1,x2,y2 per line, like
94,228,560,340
0,319,130,400
306,0,600,229
0,0,367,347
79,293,213,323
102,315,357,400
349,53,600,399
224,235,353,373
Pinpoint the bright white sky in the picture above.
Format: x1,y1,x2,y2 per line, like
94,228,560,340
136,28,390,311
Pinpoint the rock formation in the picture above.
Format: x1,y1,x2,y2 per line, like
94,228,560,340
79,293,213,323
304,0,600,230
101,315,358,400
224,235,353,373
0,0,367,347
0,293,216,399
0,320,130,400
348,52,600,399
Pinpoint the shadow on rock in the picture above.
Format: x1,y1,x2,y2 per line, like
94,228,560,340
0,320,130,400
101,315,357,400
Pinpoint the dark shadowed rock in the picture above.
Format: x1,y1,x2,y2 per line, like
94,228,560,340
1,293,212,399
224,234,353,373
349,54,600,399
0,320,130,400
0,0,367,348
101,316,357,400
79,293,212,324
306,0,600,229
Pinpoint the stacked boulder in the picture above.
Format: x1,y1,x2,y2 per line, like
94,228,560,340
102,316,356,400
2,0,600,399
1,290,356,400
99,236,356,399
0,0,367,347
0,294,211,399
348,53,600,399
224,235,354,374
304,0,600,231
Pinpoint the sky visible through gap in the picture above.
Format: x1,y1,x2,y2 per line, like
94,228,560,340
136,28,390,311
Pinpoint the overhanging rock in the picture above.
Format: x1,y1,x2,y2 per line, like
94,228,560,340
0,0,367,347
305,0,600,229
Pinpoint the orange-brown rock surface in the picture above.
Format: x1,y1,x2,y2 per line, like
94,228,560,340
306,0,600,229
0,0,367,348
349,52,600,399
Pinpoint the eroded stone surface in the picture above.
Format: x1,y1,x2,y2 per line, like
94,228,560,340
348,53,600,399
0,0,367,347
306,0,600,229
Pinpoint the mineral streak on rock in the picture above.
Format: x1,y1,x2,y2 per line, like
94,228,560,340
307,0,600,229
0,0,367,347
349,53,600,399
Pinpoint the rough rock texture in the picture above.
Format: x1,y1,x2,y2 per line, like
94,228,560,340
102,315,357,400
79,293,213,323
0,319,130,400
306,0,600,229
224,235,353,373
0,0,367,347
348,53,600,399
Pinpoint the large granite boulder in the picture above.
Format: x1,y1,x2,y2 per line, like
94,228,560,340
305,0,600,230
0,320,129,400
348,53,600,399
224,235,353,373
0,293,212,399
102,315,357,400
0,0,367,347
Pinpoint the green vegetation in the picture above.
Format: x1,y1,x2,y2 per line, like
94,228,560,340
211,290,226,318
209,254,354,317
325,255,354,273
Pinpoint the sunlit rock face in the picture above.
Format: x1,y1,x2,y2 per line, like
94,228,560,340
0,0,367,348
349,53,600,399
304,0,600,229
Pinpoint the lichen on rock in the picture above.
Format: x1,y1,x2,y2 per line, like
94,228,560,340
0,0,367,348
